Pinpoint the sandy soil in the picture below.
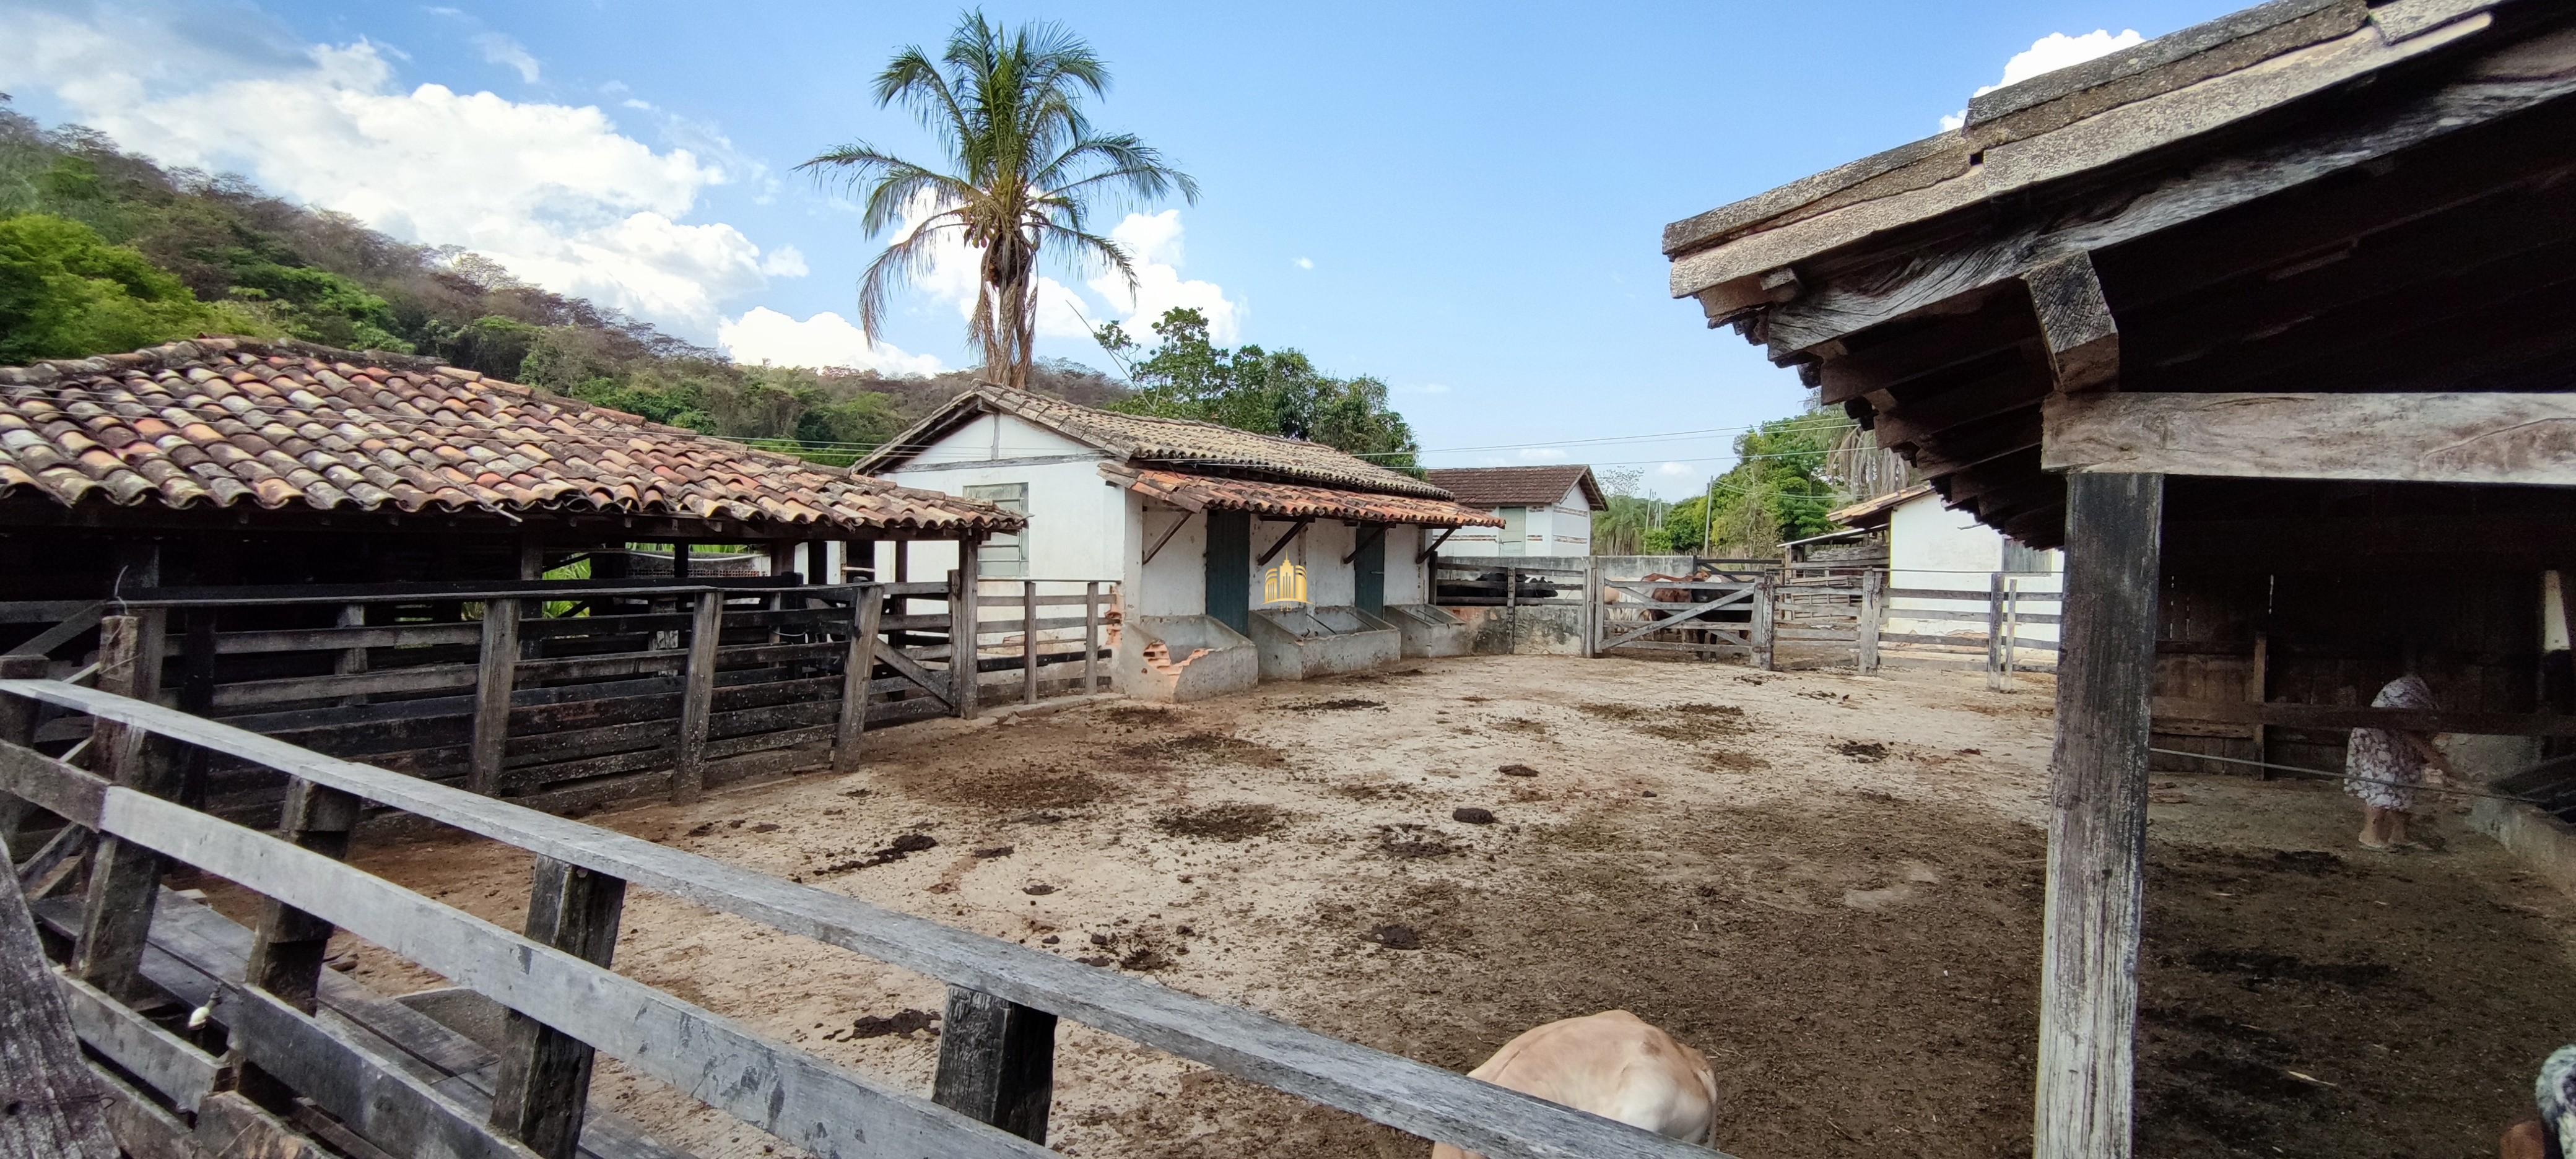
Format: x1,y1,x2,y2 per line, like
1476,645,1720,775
193,655,2576,1159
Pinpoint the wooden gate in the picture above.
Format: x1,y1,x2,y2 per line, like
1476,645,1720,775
1593,574,1773,665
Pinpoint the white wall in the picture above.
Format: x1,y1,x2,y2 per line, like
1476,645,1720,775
1129,496,1206,617
876,412,1124,583
1437,483,1593,557
1383,526,1429,604
1885,493,2061,643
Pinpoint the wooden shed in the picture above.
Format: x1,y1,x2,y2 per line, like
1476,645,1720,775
0,337,1023,823
1661,2,2576,1154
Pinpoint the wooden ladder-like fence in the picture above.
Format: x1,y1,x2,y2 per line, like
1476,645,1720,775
0,666,1724,1159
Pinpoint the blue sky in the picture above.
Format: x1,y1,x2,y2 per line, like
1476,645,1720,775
4,0,2242,496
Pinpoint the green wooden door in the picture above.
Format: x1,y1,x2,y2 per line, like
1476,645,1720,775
1354,529,1385,615
1205,510,1250,635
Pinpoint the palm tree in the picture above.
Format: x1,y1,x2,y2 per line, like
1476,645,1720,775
800,13,1197,389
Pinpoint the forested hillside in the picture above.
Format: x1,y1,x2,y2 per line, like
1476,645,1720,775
0,100,1126,465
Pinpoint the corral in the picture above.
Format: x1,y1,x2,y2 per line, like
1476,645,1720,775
180,655,2576,1159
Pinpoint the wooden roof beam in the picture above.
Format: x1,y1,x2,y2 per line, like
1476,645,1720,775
2043,390,2576,485
2025,254,2120,391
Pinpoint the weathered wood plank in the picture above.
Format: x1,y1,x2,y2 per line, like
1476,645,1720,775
933,986,1058,1142
951,566,978,719
74,614,177,1002
2151,697,2576,737
0,851,120,1159
215,623,484,654
490,857,625,1159
471,601,524,796
214,663,482,710
14,681,1736,1159
2043,390,2576,484
8,601,103,660
671,592,723,805
53,970,219,1112
215,979,544,1159
2035,471,2162,1159
834,589,881,775
95,788,1057,1159
2025,253,2118,390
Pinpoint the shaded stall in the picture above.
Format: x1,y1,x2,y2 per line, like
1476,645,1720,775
1660,2,2576,1155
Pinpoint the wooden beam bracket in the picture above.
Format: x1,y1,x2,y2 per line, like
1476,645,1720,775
2024,253,2118,391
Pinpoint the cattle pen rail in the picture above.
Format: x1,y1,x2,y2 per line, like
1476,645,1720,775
0,676,1728,1159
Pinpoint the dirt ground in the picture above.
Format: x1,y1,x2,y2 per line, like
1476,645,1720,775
197,655,2576,1159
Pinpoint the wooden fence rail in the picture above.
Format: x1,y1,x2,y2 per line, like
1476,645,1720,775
0,675,1728,1159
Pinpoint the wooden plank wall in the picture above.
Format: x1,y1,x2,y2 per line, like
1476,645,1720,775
17,583,973,826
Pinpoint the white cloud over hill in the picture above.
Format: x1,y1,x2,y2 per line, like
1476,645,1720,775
0,2,799,334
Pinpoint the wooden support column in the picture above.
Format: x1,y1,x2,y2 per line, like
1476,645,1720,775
672,591,723,805
1083,582,1100,693
932,986,1058,1143
892,540,909,584
489,857,627,1159
769,539,799,583
518,536,546,581
468,597,521,797
233,777,362,1110
2024,253,2118,391
951,547,980,719
2033,471,2164,1159
1022,581,1039,706
0,654,48,861
672,542,691,578
1,852,121,1159
72,613,177,1002
1988,572,2009,692
833,585,882,775
177,610,216,808
1751,576,1775,671
1859,569,1884,672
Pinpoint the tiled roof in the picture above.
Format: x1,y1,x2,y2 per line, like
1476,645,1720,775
861,383,1453,499
0,338,1022,536
1421,466,1606,510
1825,482,1933,529
1100,464,1502,527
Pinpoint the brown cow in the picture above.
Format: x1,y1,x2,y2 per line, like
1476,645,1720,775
1429,1011,1718,1159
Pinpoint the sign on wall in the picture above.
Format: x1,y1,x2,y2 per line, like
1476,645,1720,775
1263,562,1308,606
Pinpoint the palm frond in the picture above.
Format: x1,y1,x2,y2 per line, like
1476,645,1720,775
854,207,968,341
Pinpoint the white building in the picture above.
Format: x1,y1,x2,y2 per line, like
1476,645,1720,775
1420,466,1606,557
853,385,1501,700
1830,484,2062,651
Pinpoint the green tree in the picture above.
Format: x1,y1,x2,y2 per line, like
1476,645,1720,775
1098,307,1421,468
1641,410,1857,555
0,214,268,362
799,12,1196,389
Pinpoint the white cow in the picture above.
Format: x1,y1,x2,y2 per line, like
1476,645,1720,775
1430,1011,1719,1159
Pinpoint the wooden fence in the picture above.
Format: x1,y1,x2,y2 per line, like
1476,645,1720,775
0,668,1723,1159
0,575,1116,828
1876,575,2063,682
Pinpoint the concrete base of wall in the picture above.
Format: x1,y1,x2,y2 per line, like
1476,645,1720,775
1115,615,1260,702
1447,604,1588,656
1248,606,1403,680
2473,795,2576,896
1381,604,1473,658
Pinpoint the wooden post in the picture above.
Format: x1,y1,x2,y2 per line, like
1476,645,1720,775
1083,582,1100,693
672,591,723,805
1022,581,1039,705
1582,559,1600,659
1988,571,2008,692
2033,471,2163,1159
894,540,909,584
1504,565,1519,655
335,602,370,706
72,612,178,1002
0,853,121,1159
833,586,882,775
518,536,546,581
0,654,48,862
489,857,627,1159
234,776,362,1109
2005,577,2023,680
468,597,521,797
951,558,979,720
1859,568,1884,672
672,542,691,578
1751,576,1775,671
770,540,799,583
932,986,1059,1143
2250,631,2269,778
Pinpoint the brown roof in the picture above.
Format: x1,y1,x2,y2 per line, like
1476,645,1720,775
1420,466,1606,511
1100,464,1502,527
0,337,1020,536
858,383,1453,500
1825,483,1933,530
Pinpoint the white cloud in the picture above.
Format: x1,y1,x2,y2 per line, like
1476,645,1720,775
471,32,539,83
759,245,808,278
1518,448,1569,462
718,308,944,375
1939,28,2144,130
1655,462,1697,479
1089,210,1241,343
1401,382,1451,394
1295,257,1314,270
0,4,796,335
